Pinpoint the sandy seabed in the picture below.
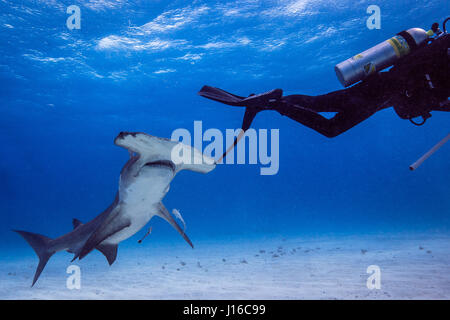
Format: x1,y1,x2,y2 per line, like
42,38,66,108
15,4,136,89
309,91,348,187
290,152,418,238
1,233,449,299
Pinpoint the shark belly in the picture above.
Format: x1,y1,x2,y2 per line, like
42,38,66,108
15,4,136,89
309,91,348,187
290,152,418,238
101,164,174,244
101,205,156,244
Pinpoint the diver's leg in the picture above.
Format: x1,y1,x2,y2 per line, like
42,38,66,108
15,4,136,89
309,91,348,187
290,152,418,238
281,93,347,113
272,78,391,138
275,102,378,138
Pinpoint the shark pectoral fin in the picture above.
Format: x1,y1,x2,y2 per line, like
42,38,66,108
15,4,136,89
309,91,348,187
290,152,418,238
72,218,83,229
157,203,193,248
96,243,118,265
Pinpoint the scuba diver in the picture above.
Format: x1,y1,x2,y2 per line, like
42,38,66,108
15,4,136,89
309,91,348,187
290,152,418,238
199,19,450,161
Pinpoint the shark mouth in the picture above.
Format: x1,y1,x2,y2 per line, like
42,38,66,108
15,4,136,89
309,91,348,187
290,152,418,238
143,160,176,171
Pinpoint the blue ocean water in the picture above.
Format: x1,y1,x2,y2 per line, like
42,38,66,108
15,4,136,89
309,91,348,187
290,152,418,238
0,0,449,259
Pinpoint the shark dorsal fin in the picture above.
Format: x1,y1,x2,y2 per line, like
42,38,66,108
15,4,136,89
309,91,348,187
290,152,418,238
96,243,118,265
72,218,83,229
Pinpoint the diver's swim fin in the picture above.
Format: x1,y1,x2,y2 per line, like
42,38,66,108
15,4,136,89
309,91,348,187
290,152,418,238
198,85,246,106
198,85,283,108
199,85,283,162
242,107,259,131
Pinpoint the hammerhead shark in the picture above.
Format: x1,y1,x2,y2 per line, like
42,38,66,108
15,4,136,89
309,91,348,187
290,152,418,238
14,132,216,286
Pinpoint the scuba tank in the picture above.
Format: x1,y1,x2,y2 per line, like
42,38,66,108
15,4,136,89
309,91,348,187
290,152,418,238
335,28,433,87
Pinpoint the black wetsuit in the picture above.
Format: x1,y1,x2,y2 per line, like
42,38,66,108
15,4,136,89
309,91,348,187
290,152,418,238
274,33,450,138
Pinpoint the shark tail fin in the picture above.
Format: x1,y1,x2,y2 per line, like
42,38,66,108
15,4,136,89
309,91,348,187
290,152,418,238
13,230,54,287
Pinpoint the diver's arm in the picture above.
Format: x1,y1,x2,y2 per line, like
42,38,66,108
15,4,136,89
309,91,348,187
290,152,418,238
433,100,450,111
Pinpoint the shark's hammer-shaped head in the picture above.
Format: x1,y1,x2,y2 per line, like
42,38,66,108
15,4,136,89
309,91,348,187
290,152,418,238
114,132,216,174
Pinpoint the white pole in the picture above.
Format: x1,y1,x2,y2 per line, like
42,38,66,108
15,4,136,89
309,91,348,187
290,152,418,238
409,133,450,171
217,130,245,164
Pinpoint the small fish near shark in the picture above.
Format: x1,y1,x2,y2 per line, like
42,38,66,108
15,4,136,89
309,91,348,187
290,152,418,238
14,132,216,286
